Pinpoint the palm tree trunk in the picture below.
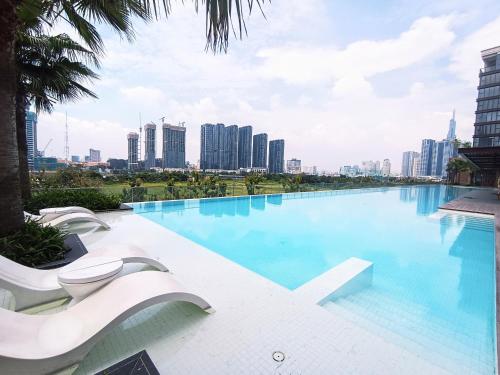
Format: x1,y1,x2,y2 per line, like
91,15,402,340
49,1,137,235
0,1,25,236
16,88,31,202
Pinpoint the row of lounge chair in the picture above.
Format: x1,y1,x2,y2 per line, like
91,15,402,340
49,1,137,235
24,206,110,230
0,206,214,374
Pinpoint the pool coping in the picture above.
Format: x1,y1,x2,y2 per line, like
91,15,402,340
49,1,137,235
439,187,500,375
124,183,443,207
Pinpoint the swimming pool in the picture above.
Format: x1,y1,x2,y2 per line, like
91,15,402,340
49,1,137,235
132,185,496,374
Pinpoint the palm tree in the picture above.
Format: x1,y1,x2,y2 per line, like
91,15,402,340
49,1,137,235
244,173,263,195
446,157,475,185
16,29,99,201
0,0,24,235
0,0,264,236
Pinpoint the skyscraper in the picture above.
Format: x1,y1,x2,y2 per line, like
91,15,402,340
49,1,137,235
162,123,186,169
127,132,139,170
238,126,252,168
222,125,238,170
200,123,225,170
401,151,420,177
459,46,500,185
144,123,156,170
268,139,285,174
25,110,37,170
89,148,100,162
431,141,445,177
286,158,301,174
447,110,456,141
381,159,391,176
419,139,435,176
252,133,268,168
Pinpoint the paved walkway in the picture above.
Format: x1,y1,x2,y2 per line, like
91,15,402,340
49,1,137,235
440,187,500,372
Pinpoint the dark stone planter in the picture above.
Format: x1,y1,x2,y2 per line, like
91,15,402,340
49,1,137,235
36,233,88,270
95,350,159,375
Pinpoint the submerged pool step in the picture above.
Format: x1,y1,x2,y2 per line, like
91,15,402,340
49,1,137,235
322,288,494,375
293,257,373,305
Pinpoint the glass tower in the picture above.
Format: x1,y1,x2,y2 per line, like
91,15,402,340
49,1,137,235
252,133,268,168
144,123,156,169
221,125,238,170
200,123,225,170
127,132,139,170
419,139,435,176
269,139,285,174
474,46,500,147
238,126,252,168
162,124,186,169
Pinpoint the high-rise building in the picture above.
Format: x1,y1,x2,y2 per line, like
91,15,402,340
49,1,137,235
412,156,421,177
162,123,186,169
431,141,445,177
447,110,456,141
401,151,420,177
361,160,381,176
459,46,500,185
144,123,156,170
252,133,268,168
238,126,252,168
222,125,238,170
71,155,80,163
381,159,391,176
25,110,37,170
419,139,435,176
200,123,225,170
89,148,101,162
286,158,301,174
127,132,139,170
269,139,285,174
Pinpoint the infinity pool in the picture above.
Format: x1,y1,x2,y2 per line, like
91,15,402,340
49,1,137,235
132,185,496,374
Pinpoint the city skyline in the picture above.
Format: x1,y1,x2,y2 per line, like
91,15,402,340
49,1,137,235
34,1,500,172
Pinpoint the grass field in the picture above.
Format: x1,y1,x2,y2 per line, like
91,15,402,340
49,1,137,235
100,179,285,201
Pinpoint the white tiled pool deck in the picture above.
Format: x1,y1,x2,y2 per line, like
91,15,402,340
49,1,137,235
56,210,464,375
6,210,475,374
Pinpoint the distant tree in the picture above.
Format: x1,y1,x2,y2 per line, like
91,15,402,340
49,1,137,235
245,173,264,195
446,157,475,184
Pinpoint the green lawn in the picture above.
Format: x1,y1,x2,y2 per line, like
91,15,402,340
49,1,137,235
101,179,286,199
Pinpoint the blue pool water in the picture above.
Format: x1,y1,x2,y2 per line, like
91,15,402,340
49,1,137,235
132,185,496,374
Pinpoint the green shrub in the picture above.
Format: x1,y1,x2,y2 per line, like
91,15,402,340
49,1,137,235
26,188,122,213
0,219,67,267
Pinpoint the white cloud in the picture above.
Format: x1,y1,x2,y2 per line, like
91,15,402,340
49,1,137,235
257,15,455,94
120,86,167,105
450,15,500,85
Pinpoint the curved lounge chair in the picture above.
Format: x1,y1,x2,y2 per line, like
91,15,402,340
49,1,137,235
39,206,96,220
0,244,168,311
25,211,110,230
0,271,214,375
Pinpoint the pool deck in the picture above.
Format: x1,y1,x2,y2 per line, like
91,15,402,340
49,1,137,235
440,187,500,372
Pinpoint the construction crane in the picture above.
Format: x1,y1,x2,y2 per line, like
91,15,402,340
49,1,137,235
159,116,166,124
41,138,53,156
178,121,185,127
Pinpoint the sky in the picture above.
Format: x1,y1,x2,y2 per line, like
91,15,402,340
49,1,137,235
37,0,500,173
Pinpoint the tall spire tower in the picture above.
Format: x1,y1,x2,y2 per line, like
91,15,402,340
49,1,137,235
447,109,456,141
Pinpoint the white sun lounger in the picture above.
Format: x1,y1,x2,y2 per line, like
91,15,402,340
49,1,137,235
0,271,214,375
0,244,168,310
39,206,96,220
25,211,110,230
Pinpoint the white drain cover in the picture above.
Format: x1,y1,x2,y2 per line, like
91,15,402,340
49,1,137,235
272,351,285,362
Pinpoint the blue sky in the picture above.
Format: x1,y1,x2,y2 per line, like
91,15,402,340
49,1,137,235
39,0,500,172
